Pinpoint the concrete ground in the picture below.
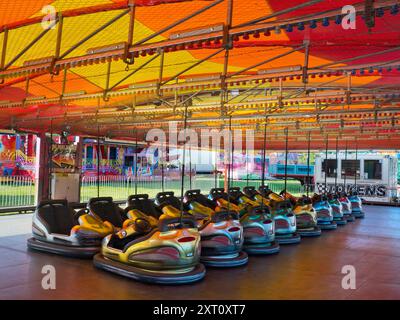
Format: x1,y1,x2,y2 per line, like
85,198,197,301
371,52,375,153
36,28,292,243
0,206,399,300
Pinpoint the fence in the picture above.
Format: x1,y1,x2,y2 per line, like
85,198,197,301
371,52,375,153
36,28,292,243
80,171,210,202
0,174,304,210
0,176,35,208
80,174,304,202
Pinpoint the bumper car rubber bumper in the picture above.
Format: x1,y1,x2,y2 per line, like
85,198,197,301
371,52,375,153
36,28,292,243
200,251,248,267
317,221,337,230
243,241,280,255
27,237,99,258
333,216,347,225
93,254,206,285
275,232,301,244
343,213,356,222
353,211,365,219
297,226,322,237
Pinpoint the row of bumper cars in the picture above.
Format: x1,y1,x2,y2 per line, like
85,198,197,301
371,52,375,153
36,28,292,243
311,194,337,230
93,195,205,284
327,194,347,225
348,192,365,218
157,191,248,268
28,200,114,258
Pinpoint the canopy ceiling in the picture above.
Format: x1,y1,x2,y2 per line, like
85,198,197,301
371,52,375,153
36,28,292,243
0,0,399,150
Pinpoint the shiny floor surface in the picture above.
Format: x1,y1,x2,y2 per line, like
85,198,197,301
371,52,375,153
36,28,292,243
0,205,399,300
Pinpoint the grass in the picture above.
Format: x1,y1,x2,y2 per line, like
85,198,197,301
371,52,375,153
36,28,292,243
0,175,304,211
80,175,304,202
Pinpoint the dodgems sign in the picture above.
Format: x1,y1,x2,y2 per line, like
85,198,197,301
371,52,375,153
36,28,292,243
316,183,387,197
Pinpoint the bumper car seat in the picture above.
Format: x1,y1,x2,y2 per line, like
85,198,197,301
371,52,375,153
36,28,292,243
94,214,205,285
243,186,270,206
328,194,347,225
348,191,365,218
28,199,113,258
156,191,248,267
87,197,126,229
311,194,337,230
338,192,356,222
281,192,321,237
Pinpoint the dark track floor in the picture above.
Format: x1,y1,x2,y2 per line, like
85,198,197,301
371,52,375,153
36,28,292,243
0,205,399,300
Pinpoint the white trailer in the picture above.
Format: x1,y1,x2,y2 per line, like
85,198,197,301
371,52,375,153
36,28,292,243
314,153,398,203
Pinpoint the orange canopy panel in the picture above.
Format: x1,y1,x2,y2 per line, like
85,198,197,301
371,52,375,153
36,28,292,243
0,0,399,149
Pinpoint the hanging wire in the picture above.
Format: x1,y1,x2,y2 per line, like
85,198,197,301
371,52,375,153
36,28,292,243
306,131,311,197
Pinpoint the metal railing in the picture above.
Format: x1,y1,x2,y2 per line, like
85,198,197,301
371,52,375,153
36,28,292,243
0,176,35,208
80,174,305,202
0,174,304,210
80,170,204,202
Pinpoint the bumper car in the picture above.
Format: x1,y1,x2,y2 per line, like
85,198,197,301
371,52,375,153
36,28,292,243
94,216,205,285
258,186,301,244
311,194,337,230
94,194,205,284
157,191,248,267
225,187,279,255
348,191,365,218
338,193,356,222
27,199,114,258
281,192,321,237
328,194,347,225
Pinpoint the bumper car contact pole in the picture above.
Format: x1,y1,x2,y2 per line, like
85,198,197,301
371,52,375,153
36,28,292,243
48,119,53,200
306,131,311,197
335,136,338,192
97,125,100,198
179,104,189,225
283,127,289,194
324,135,328,195
135,130,138,195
